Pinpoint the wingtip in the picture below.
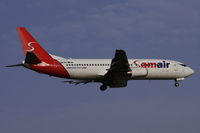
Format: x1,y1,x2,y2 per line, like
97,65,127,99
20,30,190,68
116,49,125,51
116,49,126,53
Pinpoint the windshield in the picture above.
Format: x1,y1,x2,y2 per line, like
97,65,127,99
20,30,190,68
180,64,187,67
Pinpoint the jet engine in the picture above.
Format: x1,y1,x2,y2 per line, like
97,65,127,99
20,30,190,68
128,67,148,78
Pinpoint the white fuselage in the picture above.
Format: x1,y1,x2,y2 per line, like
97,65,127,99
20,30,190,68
53,56,194,81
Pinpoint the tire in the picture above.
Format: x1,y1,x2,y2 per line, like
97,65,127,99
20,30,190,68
100,85,107,91
175,83,179,87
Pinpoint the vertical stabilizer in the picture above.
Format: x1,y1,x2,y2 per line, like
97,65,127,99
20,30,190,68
16,27,54,62
15,27,70,78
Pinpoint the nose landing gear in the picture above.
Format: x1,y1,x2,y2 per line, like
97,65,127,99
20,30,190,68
174,78,184,87
175,82,180,87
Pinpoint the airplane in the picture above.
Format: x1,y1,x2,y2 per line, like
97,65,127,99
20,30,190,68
6,27,195,91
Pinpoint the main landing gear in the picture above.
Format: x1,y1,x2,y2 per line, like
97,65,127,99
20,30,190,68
100,84,107,91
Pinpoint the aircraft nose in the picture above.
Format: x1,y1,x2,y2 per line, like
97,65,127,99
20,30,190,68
186,67,195,76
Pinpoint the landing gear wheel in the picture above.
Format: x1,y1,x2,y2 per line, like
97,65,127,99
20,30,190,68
175,82,179,87
100,85,107,91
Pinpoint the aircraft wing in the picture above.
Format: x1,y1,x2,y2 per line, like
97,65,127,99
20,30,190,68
64,50,132,88
103,49,131,87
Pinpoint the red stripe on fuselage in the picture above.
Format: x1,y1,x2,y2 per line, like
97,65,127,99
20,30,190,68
29,60,70,79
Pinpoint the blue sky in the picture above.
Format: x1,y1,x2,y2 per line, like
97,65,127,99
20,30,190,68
0,0,200,133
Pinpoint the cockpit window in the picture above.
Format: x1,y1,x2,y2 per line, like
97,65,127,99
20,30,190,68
180,64,187,67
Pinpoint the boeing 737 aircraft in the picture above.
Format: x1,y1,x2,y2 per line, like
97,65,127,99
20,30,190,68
7,27,194,91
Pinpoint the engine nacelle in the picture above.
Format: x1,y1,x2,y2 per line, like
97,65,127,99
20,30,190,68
128,68,148,78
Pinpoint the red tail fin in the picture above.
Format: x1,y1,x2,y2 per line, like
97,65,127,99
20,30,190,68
16,27,70,78
16,27,53,61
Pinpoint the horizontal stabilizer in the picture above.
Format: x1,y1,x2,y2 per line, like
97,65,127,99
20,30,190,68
6,64,24,67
